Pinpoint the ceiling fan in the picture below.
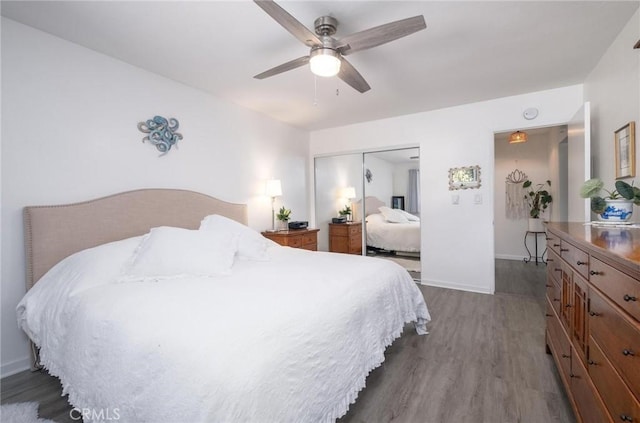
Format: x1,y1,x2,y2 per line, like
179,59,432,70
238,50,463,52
253,0,427,93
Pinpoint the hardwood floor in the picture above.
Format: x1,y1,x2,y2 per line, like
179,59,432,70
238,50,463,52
2,265,573,423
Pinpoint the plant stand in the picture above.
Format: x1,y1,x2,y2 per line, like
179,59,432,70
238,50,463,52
523,230,547,265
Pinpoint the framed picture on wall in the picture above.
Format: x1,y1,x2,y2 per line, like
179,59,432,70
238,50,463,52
391,196,405,210
615,121,636,179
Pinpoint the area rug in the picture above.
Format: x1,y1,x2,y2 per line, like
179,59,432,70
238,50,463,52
381,256,421,273
0,402,55,423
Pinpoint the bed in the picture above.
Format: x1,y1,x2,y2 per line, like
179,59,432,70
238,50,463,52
363,196,421,253
17,189,430,422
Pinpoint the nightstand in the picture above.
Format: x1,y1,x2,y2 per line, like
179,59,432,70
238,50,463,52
329,222,362,255
261,228,319,251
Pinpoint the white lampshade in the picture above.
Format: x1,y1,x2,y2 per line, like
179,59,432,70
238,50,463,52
265,179,282,197
309,48,341,77
342,186,356,199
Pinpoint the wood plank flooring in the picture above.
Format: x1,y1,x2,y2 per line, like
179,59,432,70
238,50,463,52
2,260,573,422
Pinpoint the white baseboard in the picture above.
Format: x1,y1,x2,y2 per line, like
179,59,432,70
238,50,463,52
495,254,527,261
1,356,30,378
417,278,493,295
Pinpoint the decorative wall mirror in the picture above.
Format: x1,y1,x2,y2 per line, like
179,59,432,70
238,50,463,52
449,165,481,190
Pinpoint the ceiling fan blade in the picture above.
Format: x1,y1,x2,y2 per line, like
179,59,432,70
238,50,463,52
634,39,639,49
254,56,310,79
254,0,321,48
337,57,371,93
338,15,426,56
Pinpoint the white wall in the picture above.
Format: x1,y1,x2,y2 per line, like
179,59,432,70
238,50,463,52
494,133,552,260
310,85,584,294
584,9,640,187
363,155,393,207
1,19,309,377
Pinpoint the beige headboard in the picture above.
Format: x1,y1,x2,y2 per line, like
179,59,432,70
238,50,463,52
24,189,247,290
363,196,386,216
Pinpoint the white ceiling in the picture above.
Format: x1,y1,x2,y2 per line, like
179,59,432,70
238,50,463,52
2,1,638,131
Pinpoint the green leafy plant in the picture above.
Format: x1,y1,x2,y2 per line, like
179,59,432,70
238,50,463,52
580,178,640,213
276,206,291,221
523,180,553,218
338,205,352,217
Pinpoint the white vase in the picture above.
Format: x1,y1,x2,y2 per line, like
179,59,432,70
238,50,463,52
528,217,545,232
597,199,633,222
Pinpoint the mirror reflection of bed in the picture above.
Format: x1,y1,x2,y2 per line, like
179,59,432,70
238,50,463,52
362,148,420,280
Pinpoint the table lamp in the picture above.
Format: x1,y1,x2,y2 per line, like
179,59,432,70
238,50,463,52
265,179,282,232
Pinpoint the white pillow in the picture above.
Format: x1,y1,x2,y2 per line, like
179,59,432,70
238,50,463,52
378,206,410,223
398,209,420,222
121,226,237,281
199,214,270,261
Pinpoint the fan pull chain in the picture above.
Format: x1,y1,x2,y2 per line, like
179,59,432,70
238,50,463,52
313,76,318,106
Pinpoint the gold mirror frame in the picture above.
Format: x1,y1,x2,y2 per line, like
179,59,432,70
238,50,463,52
449,165,481,190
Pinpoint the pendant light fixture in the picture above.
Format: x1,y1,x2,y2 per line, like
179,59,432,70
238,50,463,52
509,131,528,144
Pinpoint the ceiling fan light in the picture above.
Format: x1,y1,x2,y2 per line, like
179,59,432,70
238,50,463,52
309,48,341,77
509,131,528,144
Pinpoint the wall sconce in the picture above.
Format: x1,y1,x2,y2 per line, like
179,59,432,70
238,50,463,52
265,179,282,232
509,131,528,144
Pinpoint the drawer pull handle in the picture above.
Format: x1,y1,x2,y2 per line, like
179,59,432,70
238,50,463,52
546,284,553,288
553,243,561,247
589,270,603,276
545,314,553,317
576,260,587,266
589,311,600,317
560,248,569,252
569,373,578,379
562,354,570,359
588,360,596,366
620,415,633,422
622,349,635,356
553,299,560,302
555,268,562,273
565,304,572,308
546,237,552,241
547,258,554,262
623,294,637,302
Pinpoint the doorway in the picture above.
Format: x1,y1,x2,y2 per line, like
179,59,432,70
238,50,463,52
493,126,567,298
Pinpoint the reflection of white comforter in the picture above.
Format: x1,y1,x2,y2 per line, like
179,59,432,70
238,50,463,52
17,237,429,423
366,213,421,252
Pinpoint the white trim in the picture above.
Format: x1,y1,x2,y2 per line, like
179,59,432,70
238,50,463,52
418,278,493,295
495,254,527,261
1,356,30,378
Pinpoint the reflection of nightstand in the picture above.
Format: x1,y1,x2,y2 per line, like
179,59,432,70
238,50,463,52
329,222,362,255
261,228,319,251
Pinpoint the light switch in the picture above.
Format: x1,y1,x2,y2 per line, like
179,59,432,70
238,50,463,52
474,193,483,204
452,195,459,205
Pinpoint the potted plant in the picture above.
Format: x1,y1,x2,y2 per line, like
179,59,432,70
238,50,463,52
523,180,552,231
276,206,291,230
580,178,640,221
338,205,352,222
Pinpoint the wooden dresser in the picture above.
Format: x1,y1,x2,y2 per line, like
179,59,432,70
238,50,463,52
545,222,640,423
329,222,362,255
261,228,319,251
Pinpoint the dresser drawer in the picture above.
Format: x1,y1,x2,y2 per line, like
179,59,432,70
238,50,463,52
590,256,640,322
560,240,590,279
547,250,562,285
547,231,562,256
287,236,302,248
546,278,562,316
571,347,612,423
547,307,572,383
589,337,640,423
349,225,361,235
330,224,350,236
589,289,640,399
302,233,316,246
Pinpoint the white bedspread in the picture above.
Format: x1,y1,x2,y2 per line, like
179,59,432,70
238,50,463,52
366,213,421,252
17,237,430,423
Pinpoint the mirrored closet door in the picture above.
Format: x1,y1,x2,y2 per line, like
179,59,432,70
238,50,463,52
362,148,421,279
314,148,421,280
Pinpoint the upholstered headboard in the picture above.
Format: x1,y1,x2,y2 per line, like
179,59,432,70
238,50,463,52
363,196,386,216
23,189,247,290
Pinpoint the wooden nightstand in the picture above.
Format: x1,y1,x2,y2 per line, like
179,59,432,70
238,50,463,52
329,222,362,255
261,228,319,251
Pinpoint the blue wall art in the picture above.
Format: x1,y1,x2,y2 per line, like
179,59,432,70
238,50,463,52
137,116,183,155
